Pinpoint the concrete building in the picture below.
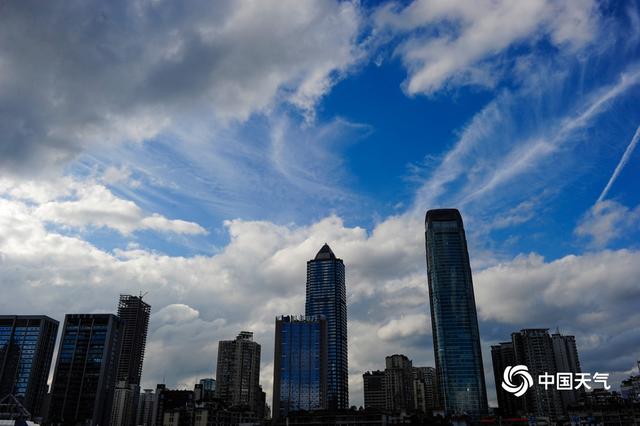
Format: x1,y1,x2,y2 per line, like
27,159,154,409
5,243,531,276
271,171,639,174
215,331,261,414
363,371,386,411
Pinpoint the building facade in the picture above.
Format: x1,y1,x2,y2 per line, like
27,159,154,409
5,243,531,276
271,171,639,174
136,388,156,426
363,371,386,411
491,341,525,417
116,295,151,386
48,314,123,426
305,244,348,410
0,315,58,419
424,209,488,415
413,366,438,412
112,294,151,426
273,315,327,422
384,355,415,413
215,331,261,414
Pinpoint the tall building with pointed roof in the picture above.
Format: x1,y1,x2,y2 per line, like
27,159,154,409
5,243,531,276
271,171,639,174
305,244,348,410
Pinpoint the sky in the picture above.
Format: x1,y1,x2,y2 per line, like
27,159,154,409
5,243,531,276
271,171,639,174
1,0,640,408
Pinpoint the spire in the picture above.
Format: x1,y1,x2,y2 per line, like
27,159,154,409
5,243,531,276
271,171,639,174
314,243,336,260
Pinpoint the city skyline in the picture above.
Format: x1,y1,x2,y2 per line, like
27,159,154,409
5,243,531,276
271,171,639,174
0,0,639,414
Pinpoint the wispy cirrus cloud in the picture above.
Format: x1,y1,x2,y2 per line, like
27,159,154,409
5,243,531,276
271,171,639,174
375,0,600,95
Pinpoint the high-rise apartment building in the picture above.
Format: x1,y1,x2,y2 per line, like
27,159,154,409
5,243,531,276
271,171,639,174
136,389,156,426
272,315,327,421
425,209,488,415
362,371,386,411
413,366,439,412
552,332,583,409
305,244,348,410
48,314,123,426
511,329,563,419
0,315,58,419
216,331,261,413
493,328,582,419
384,355,415,413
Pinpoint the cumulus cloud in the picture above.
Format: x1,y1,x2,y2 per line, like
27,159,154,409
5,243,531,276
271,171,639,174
575,200,640,248
2,193,639,405
0,0,363,174
375,0,600,94
0,177,206,235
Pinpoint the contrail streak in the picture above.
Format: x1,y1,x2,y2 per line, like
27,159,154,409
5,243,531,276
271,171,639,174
597,124,640,203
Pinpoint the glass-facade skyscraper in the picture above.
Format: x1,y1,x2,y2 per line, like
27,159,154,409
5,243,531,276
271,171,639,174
425,209,488,415
0,315,59,419
305,244,348,410
272,315,327,421
49,314,123,426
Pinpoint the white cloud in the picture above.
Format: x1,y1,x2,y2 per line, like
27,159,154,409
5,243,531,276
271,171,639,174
375,0,600,94
0,0,363,174
377,314,430,341
575,200,640,248
0,177,206,236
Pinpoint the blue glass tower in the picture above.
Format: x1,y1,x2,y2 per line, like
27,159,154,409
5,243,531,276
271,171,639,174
49,314,123,426
425,209,488,415
0,315,59,419
305,244,348,410
272,315,327,421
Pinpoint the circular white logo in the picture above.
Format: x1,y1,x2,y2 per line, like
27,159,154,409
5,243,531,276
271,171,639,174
502,365,534,397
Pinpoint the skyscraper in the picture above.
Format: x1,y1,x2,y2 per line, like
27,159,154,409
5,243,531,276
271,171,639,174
272,315,327,421
112,294,151,426
424,209,488,415
552,331,583,409
305,244,348,410
0,315,59,419
494,328,581,419
216,331,261,413
49,314,123,426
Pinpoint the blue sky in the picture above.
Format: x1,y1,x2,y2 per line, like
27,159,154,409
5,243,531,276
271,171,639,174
1,0,640,407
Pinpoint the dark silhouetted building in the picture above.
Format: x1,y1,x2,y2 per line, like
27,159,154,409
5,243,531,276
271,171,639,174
493,328,583,419
48,314,123,426
305,244,348,410
491,341,524,417
112,294,151,426
116,295,151,386
384,355,415,413
216,331,261,414
425,209,488,416
621,362,640,401
152,385,194,426
0,315,58,420
363,371,386,411
136,388,155,426
552,331,583,409
413,366,438,412
273,315,327,422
